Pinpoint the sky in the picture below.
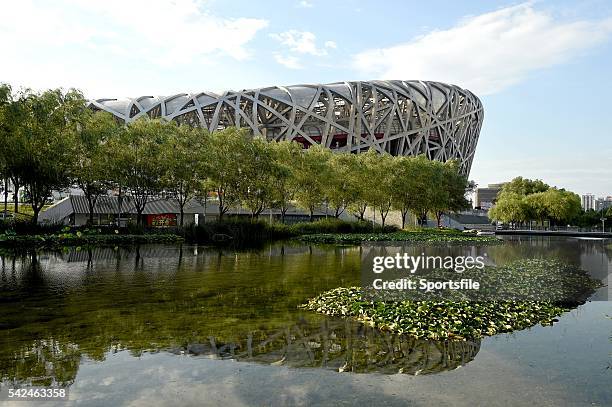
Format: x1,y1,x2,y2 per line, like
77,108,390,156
1,0,611,197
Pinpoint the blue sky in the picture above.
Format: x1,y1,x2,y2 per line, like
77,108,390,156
1,0,611,196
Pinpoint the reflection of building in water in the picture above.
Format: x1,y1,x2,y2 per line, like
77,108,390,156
170,318,481,375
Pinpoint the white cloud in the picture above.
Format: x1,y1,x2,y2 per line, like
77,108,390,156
0,0,268,66
324,41,337,49
270,30,329,56
297,0,313,8
353,3,612,95
274,54,302,69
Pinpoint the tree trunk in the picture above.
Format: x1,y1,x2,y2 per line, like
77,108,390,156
357,204,367,221
280,207,287,224
3,178,7,220
401,208,408,229
117,185,123,227
180,207,184,227
32,203,43,225
217,190,224,220
11,177,19,214
436,212,443,228
309,208,314,222
87,193,96,226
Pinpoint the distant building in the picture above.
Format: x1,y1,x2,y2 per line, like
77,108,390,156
581,194,595,211
595,196,612,211
474,183,505,210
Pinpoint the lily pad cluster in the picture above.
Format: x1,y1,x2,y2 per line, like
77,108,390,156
366,259,601,303
0,233,184,247
301,260,602,340
297,230,501,245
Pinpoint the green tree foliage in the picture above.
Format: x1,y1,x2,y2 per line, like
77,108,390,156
164,125,208,226
429,160,470,227
267,140,302,223
325,153,357,218
4,88,87,223
489,177,581,226
114,118,173,225
488,192,529,224
363,152,395,228
204,128,251,219
501,177,549,196
0,84,12,216
237,137,277,218
346,152,371,221
292,145,331,221
0,84,26,214
74,111,123,225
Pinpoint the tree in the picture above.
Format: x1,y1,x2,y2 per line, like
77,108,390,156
364,151,394,228
9,89,86,224
429,160,470,228
0,83,12,218
404,155,435,226
238,137,277,219
501,177,549,195
205,127,251,219
488,192,529,225
164,124,207,226
74,111,123,225
325,153,357,218
347,152,372,221
390,157,413,229
0,84,27,215
293,145,331,221
268,140,302,223
524,192,548,225
543,188,581,226
117,118,171,226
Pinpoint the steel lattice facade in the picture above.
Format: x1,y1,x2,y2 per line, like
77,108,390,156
90,80,483,175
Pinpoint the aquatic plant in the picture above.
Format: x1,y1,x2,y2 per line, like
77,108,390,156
301,259,602,340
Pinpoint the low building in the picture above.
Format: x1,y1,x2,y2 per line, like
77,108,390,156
433,213,493,230
39,195,205,226
39,195,329,226
474,183,505,210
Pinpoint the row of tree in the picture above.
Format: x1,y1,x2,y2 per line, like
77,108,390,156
488,177,584,226
0,86,471,227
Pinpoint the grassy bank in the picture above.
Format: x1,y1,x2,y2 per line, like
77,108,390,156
301,259,602,340
0,218,499,248
0,231,183,247
0,218,397,248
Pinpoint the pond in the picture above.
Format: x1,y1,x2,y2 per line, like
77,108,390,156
0,236,610,406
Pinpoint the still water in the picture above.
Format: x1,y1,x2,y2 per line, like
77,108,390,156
0,236,610,406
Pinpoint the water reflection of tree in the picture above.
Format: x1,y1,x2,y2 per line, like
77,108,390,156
170,318,480,375
1,316,480,387
0,244,478,386
2,238,605,386
1,339,81,387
